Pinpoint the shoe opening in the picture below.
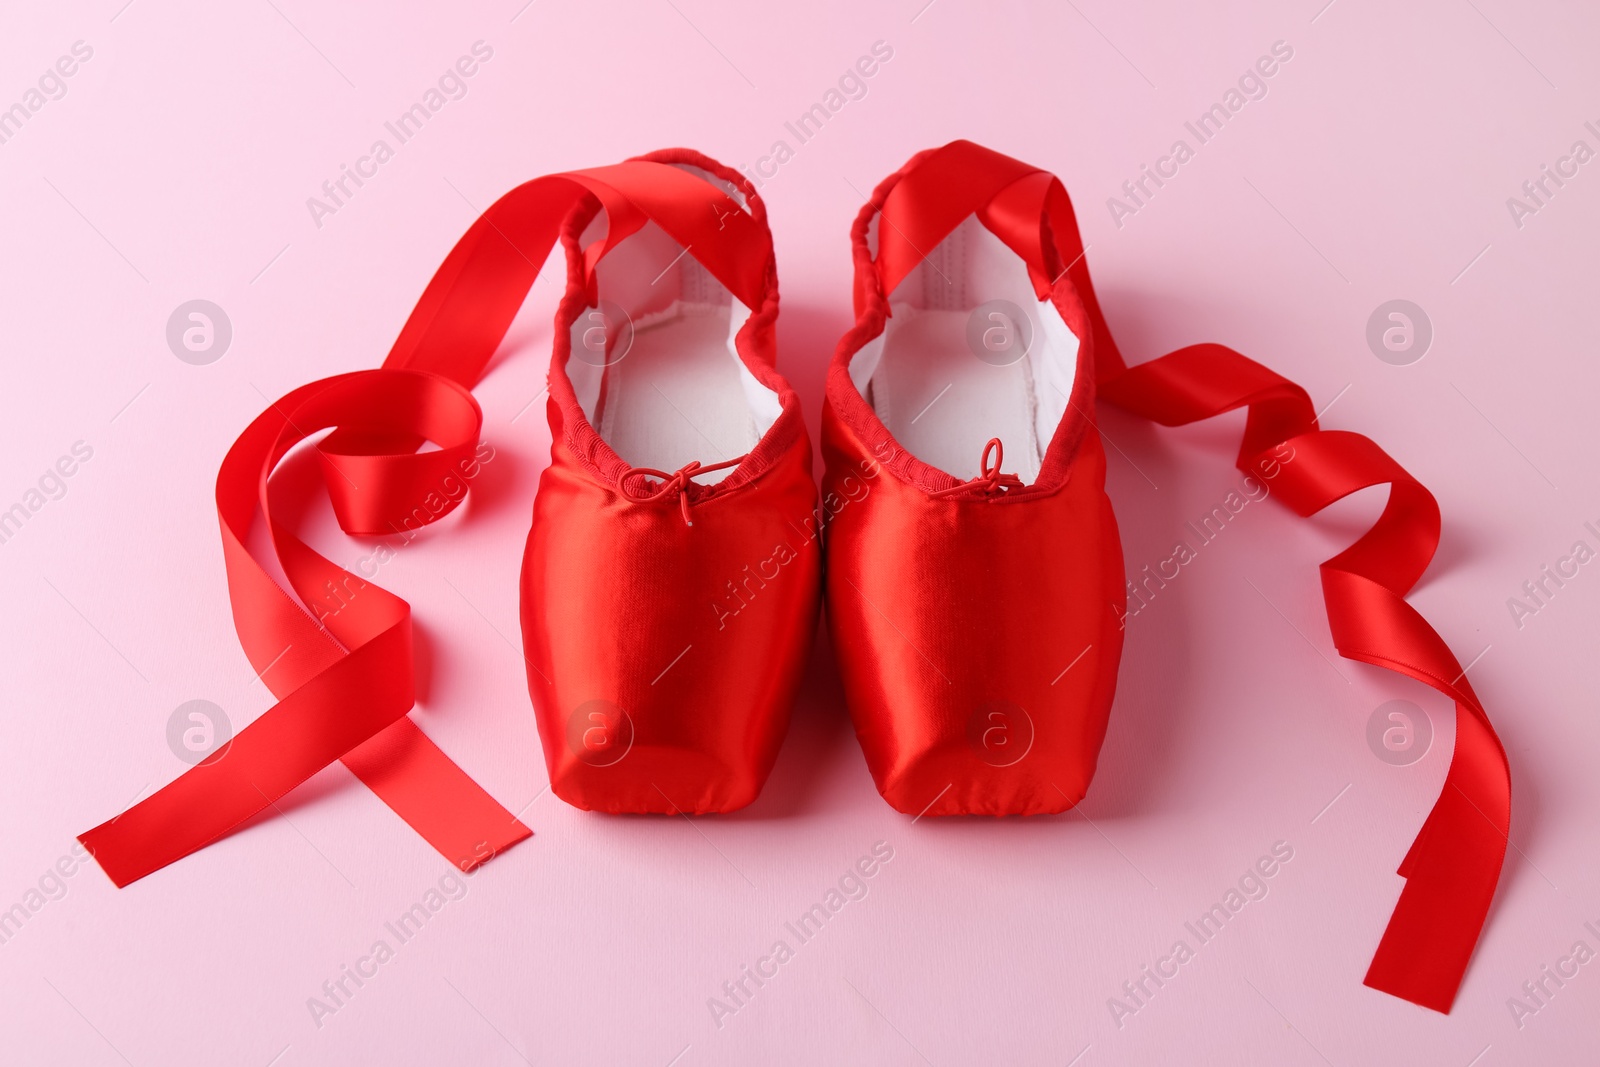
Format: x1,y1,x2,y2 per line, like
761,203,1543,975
564,165,779,484
848,214,1079,483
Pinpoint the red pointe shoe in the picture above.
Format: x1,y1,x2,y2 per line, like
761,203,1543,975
75,150,818,889
522,150,820,813
822,142,1125,817
825,139,1510,1013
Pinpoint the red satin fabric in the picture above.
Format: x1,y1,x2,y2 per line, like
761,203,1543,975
78,149,805,880
824,190,1124,818
521,431,819,814
828,140,1509,1014
77,369,530,886
822,405,1126,816
522,152,820,814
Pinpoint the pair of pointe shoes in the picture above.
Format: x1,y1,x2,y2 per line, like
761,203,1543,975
77,137,1502,1014
522,141,1123,818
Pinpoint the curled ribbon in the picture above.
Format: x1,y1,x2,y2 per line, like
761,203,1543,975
78,369,532,885
79,151,772,886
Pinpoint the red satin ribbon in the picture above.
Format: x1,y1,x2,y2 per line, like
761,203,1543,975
873,141,1510,1013
79,154,768,886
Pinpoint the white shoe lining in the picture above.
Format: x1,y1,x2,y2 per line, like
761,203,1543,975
564,183,779,482
850,215,1079,482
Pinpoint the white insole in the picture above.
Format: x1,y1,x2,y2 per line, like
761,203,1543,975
872,308,1042,482
596,304,759,479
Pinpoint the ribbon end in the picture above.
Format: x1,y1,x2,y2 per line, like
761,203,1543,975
1363,966,1458,1015
76,827,142,889
450,824,534,874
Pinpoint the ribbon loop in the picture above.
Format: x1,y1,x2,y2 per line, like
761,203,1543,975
620,455,748,526
313,369,485,537
930,438,1025,498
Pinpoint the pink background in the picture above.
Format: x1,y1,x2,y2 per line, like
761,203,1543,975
3,0,1598,1063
